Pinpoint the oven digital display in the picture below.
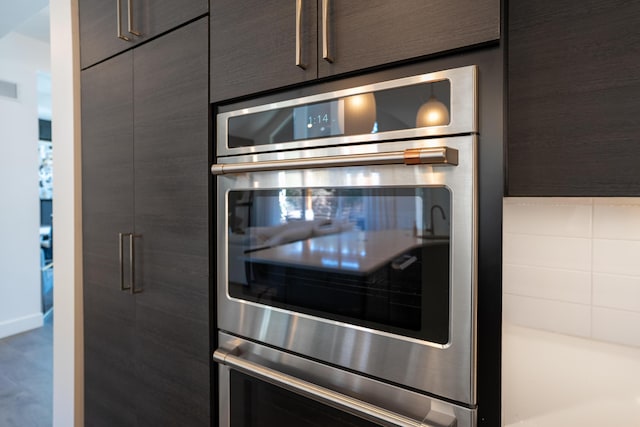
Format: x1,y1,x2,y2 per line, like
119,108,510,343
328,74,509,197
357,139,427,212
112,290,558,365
293,100,344,140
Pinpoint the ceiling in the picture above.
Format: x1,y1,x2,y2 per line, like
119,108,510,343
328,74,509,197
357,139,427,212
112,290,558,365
0,0,50,43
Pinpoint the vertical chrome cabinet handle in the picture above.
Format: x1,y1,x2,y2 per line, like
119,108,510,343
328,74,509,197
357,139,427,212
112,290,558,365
322,0,333,62
129,234,143,294
295,0,305,69
127,0,142,36
116,0,131,41
118,233,131,291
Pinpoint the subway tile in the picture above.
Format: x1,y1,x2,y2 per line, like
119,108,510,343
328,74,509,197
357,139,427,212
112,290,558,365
503,294,591,338
504,197,593,206
503,233,591,271
503,199,592,237
594,203,640,240
593,239,640,276
594,198,640,206
593,273,640,313
592,307,640,348
503,264,591,305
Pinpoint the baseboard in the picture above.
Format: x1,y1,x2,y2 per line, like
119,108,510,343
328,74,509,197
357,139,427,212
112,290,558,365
0,312,44,340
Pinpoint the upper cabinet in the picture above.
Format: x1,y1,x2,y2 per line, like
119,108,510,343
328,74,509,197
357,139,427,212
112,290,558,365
79,0,208,69
507,0,640,196
210,0,318,102
210,0,500,102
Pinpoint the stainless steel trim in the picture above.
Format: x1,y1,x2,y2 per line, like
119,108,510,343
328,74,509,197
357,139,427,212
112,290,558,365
127,0,141,36
322,0,332,62
215,349,424,427
216,332,475,427
295,0,305,69
216,136,477,404
118,232,130,291
129,234,142,294
116,0,130,41
211,147,457,175
217,65,476,158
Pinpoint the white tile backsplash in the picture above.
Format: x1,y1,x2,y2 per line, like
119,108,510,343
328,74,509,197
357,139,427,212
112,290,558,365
503,294,591,337
503,264,591,304
504,200,592,237
593,239,640,276
593,307,640,347
594,203,640,240
504,233,591,271
504,197,640,348
593,273,640,312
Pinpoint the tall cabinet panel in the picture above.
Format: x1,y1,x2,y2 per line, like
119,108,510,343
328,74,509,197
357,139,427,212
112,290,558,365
210,0,318,101
82,17,210,426
81,51,137,427
318,0,500,78
133,18,210,426
79,0,207,69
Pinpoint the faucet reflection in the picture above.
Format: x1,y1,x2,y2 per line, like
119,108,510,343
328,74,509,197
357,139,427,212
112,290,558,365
426,204,447,236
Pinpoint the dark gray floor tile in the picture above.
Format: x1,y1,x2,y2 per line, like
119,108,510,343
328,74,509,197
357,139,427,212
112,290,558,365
0,314,53,427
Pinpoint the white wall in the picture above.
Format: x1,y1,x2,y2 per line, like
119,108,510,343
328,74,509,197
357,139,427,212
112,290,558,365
51,0,82,425
0,32,50,338
503,197,640,426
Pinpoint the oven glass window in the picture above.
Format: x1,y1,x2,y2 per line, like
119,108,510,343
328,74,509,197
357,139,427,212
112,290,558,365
227,187,450,344
227,79,451,148
230,370,381,427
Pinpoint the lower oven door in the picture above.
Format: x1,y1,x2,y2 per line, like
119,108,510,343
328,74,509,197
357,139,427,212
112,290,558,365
215,136,476,405
216,332,476,427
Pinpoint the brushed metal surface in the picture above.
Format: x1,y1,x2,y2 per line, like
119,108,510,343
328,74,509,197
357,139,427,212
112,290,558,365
295,0,305,69
215,349,424,427
116,0,130,41
216,332,476,427
118,232,130,291
216,65,476,157
211,146,457,175
322,0,332,63
216,135,477,405
127,0,141,36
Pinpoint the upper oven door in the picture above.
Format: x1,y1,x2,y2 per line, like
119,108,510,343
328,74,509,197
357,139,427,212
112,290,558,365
215,136,476,406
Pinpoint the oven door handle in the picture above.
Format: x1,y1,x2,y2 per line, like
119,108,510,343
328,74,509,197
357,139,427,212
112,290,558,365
211,147,458,175
214,348,453,427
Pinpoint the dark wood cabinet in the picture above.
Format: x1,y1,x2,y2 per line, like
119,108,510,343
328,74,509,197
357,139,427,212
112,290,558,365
81,18,210,426
210,0,500,102
82,50,138,427
317,0,500,78
210,0,318,102
79,0,208,69
507,0,640,196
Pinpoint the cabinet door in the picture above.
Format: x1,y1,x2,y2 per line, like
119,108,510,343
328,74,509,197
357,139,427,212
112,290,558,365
318,0,500,78
508,0,640,195
79,0,207,69
210,0,318,102
81,52,138,427
79,0,130,69
132,18,210,427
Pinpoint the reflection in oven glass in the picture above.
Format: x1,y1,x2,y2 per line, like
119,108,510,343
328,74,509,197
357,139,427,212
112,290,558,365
227,187,451,344
227,79,451,148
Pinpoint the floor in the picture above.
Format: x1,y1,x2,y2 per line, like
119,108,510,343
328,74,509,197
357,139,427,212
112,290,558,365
0,313,53,427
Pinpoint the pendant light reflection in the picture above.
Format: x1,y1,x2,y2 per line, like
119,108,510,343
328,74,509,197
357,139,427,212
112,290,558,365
343,93,377,134
416,84,450,127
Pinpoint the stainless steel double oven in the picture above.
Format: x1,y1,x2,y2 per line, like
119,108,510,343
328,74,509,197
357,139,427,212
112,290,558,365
213,65,478,426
